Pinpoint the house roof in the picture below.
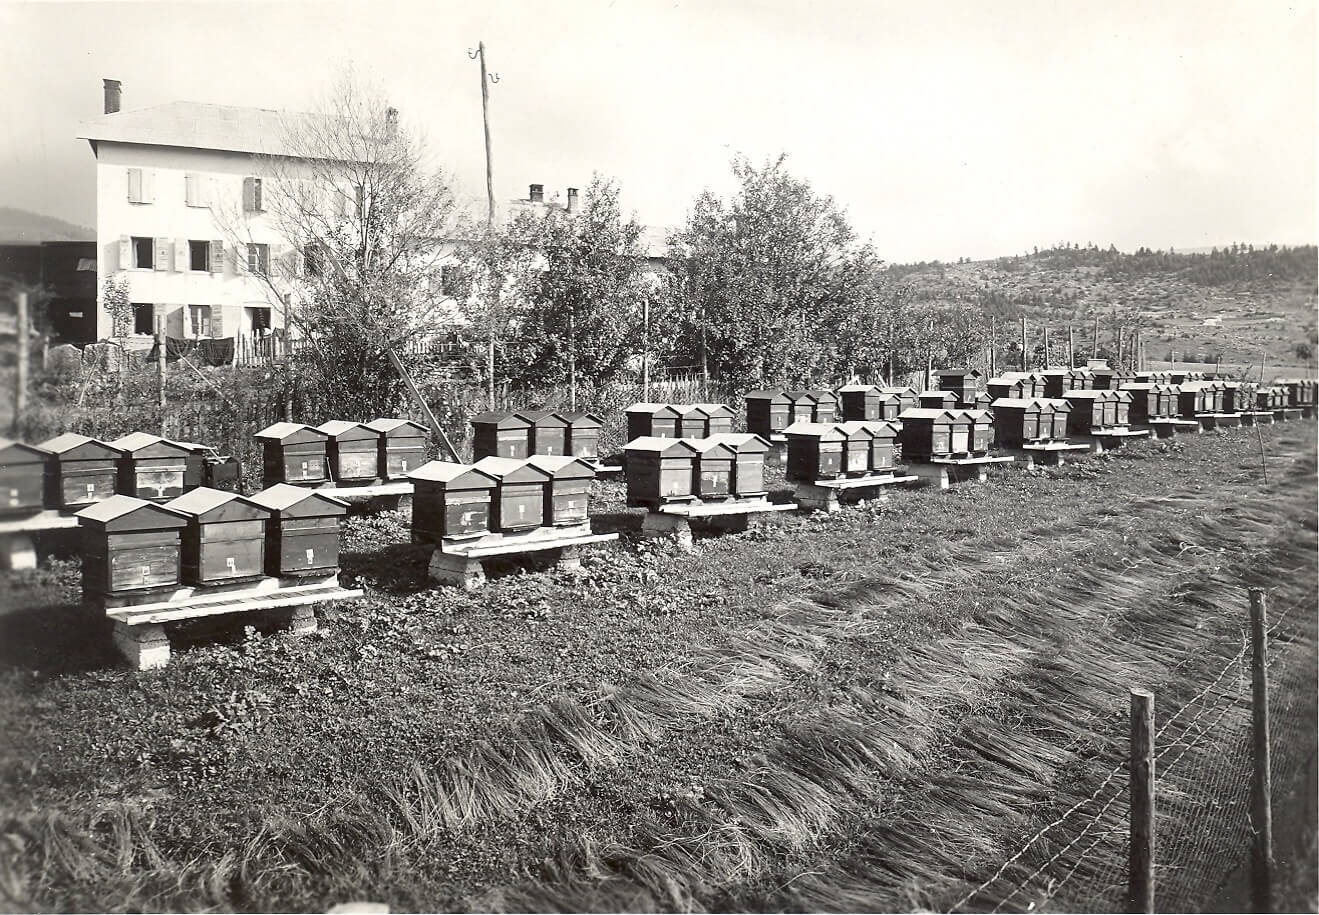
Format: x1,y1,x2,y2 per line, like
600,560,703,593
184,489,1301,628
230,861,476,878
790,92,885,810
77,101,331,159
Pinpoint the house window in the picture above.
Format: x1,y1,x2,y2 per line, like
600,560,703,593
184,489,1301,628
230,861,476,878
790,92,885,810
243,177,264,212
440,265,464,297
189,240,210,272
132,236,154,269
247,243,270,276
132,304,154,335
247,306,272,332
127,167,147,203
185,173,207,207
190,305,212,337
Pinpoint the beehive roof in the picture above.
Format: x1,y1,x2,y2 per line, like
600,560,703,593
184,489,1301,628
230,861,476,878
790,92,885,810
897,408,956,420
692,403,734,417
166,487,269,518
0,438,50,459
407,460,497,485
40,432,101,453
836,384,880,393
525,454,596,477
560,411,604,427
624,436,700,455
625,403,681,416
990,398,1040,409
706,432,771,451
783,421,844,439
470,411,529,427
834,421,877,438
745,389,790,402
364,417,427,434
472,455,552,480
514,409,568,425
316,419,374,437
255,422,325,441
249,483,349,512
75,493,188,525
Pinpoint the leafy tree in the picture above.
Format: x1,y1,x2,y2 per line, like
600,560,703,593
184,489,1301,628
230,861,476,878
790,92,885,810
666,154,880,387
215,67,460,420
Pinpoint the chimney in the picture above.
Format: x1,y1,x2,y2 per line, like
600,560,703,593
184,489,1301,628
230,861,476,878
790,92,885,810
529,183,544,204
385,107,398,139
103,78,122,114
566,187,579,214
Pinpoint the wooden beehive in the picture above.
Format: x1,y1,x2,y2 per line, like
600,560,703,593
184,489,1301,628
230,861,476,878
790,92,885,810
933,368,983,405
919,390,959,410
878,387,919,417
1039,369,1073,400
677,405,708,439
1256,385,1285,411
1109,390,1132,426
963,409,995,453
693,404,735,435
784,391,820,426
745,391,792,439
109,432,192,503
624,437,700,506
1070,367,1096,391
837,384,882,421
165,488,272,586
255,422,329,487
986,377,1030,401
249,483,349,578
896,409,957,461
693,439,738,499
518,410,571,456
1119,384,1160,424
707,433,770,497
861,421,899,471
1039,398,1071,440
835,422,877,476
526,455,596,526
365,418,428,479
167,439,209,491
1220,382,1252,414
0,439,50,517
471,412,532,461
561,412,605,459
783,421,845,482
316,420,382,484
473,456,552,532
1174,383,1211,418
1062,391,1108,435
76,494,189,600
805,390,839,422
1154,384,1180,418
40,432,123,511
408,461,498,543
626,404,683,440
990,398,1045,449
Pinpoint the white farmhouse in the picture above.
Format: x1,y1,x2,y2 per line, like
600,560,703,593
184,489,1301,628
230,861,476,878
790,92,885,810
78,79,310,342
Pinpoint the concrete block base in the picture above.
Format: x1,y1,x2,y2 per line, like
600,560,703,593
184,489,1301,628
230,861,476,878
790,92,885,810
556,544,586,574
429,551,487,590
0,532,37,571
910,463,988,489
794,484,842,512
640,511,695,552
267,603,318,635
113,622,171,671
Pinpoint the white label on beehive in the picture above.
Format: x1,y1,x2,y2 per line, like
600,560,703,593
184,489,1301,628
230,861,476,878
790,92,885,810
305,548,315,563
8,488,17,506
301,461,308,474
141,565,150,581
517,504,525,517
226,556,236,572
566,500,576,509
401,459,408,471
86,483,95,498
460,511,475,525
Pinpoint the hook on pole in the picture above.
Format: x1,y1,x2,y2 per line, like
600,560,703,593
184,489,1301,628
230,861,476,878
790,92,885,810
467,48,480,59
489,73,500,83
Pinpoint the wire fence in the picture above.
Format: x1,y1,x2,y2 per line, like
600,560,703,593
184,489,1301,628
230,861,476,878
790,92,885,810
950,592,1317,913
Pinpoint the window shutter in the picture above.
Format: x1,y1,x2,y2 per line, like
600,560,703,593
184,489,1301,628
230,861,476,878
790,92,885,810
127,168,141,203
210,240,224,274
175,238,189,272
253,178,263,211
210,306,225,337
243,177,255,212
154,238,171,272
118,235,132,269
184,173,197,206
142,170,156,204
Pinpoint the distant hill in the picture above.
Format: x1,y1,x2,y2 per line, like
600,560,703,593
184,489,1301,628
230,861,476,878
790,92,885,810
886,243,1318,371
0,207,94,243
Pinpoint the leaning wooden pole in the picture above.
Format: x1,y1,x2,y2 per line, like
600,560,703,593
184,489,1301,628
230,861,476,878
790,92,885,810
13,291,28,435
387,349,461,462
1249,588,1274,914
1127,687,1156,914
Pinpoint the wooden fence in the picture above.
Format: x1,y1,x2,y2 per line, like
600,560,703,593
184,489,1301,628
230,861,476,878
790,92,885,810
231,332,465,366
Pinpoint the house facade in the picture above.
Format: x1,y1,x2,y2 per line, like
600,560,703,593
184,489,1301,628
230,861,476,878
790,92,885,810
78,80,306,342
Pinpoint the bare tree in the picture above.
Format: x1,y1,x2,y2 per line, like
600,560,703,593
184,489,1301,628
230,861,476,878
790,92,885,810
214,67,460,419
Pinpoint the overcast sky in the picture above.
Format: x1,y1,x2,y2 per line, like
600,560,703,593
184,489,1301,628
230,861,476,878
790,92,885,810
0,0,1314,262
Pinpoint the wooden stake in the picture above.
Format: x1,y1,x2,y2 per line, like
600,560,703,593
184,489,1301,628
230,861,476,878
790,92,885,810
989,317,997,376
1068,323,1075,367
156,315,168,434
13,291,28,434
1117,324,1125,370
1249,588,1274,914
386,348,461,462
1043,325,1050,367
1127,687,1155,914
1020,315,1028,371
1093,313,1100,361
642,293,651,402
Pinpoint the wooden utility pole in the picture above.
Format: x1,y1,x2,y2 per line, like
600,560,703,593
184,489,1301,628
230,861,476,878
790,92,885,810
1127,687,1156,914
1020,316,1028,371
887,316,896,385
568,310,577,411
155,315,168,434
1093,313,1100,361
1043,325,1051,367
1068,323,1075,367
473,40,498,410
1248,589,1274,914
642,294,651,402
1134,325,1142,372
1117,325,1125,370
924,319,933,390
989,317,997,376
13,291,28,435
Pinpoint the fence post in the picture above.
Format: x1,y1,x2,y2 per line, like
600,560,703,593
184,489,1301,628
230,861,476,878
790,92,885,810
156,315,168,434
1127,687,1155,914
13,291,28,435
1249,588,1274,913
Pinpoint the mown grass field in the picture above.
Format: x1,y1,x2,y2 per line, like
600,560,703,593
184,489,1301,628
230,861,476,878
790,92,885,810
1,422,1315,912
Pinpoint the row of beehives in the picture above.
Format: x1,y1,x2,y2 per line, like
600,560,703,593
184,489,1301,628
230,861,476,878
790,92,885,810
408,454,598,541
74,484,348,601
0,432,238,518
256,419,427,487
